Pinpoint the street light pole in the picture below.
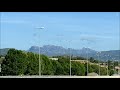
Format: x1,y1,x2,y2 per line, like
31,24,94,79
86,48,88,76
86,42,90,76
70,46,71,76
64,40,71,76
67,40,71,76
68,40,71,76
112,58,115,74
98,52,100,76
106,54,109,76
56,34,64,56
117,60,119,74
118,60,120,75
86,41,93,76
97,51,101,76
35,27,44,76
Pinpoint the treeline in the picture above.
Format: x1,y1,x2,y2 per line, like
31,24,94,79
0,49,117,76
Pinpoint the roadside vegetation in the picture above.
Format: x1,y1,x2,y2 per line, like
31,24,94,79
0,49,119,76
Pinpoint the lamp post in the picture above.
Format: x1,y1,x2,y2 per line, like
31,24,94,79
35,26,44,76
66,40,71,76
112,58,115,74
118,60,120,75
99,52,101,76
86,41,91,76
86,44,94,76
56,34,64,56
86,47,88,76
65,40,72,76
105,54,109,76
116,60,119,75
63,40,71,76
80,39,89,76
97,51,101,76
70,42,71,76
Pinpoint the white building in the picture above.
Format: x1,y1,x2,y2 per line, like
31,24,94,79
115,66,120,70
49,58,58,60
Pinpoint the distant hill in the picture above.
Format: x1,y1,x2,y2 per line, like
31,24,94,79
97,50,120,61
0,48,10,56
28,45,120,61
0,48,27,56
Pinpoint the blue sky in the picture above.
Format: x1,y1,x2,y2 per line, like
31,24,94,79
0,12,119,51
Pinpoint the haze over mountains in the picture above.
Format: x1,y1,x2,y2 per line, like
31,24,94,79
0,45,120,61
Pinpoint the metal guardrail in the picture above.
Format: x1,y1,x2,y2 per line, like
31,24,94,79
0,76,120,78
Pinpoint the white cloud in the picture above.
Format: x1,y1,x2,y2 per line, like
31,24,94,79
79,34,113,43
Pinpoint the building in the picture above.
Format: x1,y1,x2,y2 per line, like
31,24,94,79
49,58,58,60
71,60,87,64
115,66,120,73
115,66,120,70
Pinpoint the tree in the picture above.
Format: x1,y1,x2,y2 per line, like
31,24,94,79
100,67,107,75
89,57,99,63
109,69,114,76
114,61,119,66
1,49,18,75
58,56,70,75
90,64,99,74
52,60,64,75
84,63,93,75
89,57,94,61
1,49,38,75
24,52,39,75
41,54,54,75
71,62,85,76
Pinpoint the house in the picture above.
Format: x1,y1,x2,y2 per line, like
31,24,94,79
115,66,120,70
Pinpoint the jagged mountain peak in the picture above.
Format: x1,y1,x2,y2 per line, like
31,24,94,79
28,45,120,61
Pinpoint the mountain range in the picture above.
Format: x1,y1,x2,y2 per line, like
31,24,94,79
0,45,120,61
28,45,120,61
